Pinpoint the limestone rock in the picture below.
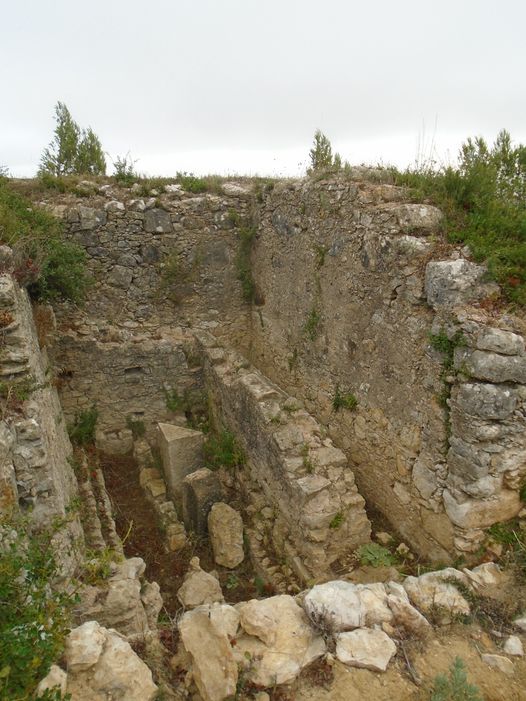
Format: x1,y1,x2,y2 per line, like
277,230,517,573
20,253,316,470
514,616,526,633
463,350,526,384
481,653,514,675
476,328,525,356
425,259,497,308
177,556,224,608
504,635,524,656
208,502,244,568
144,208,173,233
304,580,362,631
335,628,397,672
182,467,223,534
65,620,106,672
443,489,522,529
36,665,67,697
462,562,504,591
179,603,239,701
235,595,326,686
403,568,471,623
65,622,158,700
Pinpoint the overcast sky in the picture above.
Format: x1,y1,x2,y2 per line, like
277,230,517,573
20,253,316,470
2,0,525,178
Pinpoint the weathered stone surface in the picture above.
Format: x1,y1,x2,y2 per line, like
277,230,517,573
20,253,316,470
481,653,514,675
144,208,173,233
379,203,443,235
335,628,397,672
182,467,223,533
208,502,244,568
514,616,526,633
235,595,326,686
65,622,158,700
462,562,504,591
425,259,496,308
455,382,518,420
78,206,106,230
443,489,522,529
158,423,204,501
179,604,239,701
304,580,362,631
462,350,526,384
177,556,224,608
403,568,471,623
504,635,524,656
476,328,525,356
65,620,106,672
36,665,67,697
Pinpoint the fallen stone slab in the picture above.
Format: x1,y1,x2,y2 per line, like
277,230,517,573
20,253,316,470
177,557,224,609
208,502,244,568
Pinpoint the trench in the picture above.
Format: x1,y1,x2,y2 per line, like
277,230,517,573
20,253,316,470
99,451,262,615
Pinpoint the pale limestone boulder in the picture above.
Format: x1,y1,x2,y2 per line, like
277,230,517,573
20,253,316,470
65,621,106,672
36,665,67,697
335,628,397,672
481,653,514,675
504,636,524,656
476,328,525,356
514,616,526,632
303,580,362,631
208,502,244,568
235,595,326,686
65,623,157,700
403,568,471,624
177,556,224,609
462,562,504,591
179,604,239,701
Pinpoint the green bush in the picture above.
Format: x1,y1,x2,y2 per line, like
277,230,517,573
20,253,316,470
112,153,138,186
0,179,91,304
429,657,483,701
392,130,526,305
68,406,98,446
0,521,74,700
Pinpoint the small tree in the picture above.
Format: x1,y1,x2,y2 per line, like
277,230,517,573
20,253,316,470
39,102,106,176
308,130,334,173
75,126,106,175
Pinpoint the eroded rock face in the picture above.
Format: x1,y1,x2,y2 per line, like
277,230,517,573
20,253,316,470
177,556,224,609
208,502,245,568
403,568,471,623
62,621,158,700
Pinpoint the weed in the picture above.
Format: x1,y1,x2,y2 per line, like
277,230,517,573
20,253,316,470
300,444,314,473
235,225,257,303
225,574,240,591
356,542,398,567
68,406,98,446
429,657,483,701
164,388,184,413
126,415,146,439
204,430,244,470
82,547,120,585
303,307,321,341
112,153,138,185
329,512,344,529
429,328,466,441
485,518,526,580
314,243,329,269
227,208,241,226
332,385,358,412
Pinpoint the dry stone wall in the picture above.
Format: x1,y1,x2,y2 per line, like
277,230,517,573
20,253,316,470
248,175,526,561
195,330,371,580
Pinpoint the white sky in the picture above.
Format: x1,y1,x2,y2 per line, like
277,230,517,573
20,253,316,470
1,0,525,177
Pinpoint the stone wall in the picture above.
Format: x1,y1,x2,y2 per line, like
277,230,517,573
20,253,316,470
52,181,253,348
248,175,526,560
195,331,371,580
51,321,200,450
0,272,83,577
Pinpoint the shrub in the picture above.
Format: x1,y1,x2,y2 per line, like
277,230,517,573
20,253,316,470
392,130,526,305
308,130,334,173
0,179,91,304
112,153,138,185
329,513,344,529
0,520,74,700
68,406,98,446
39,102,106,176
126,416,146,439
429,657,483,701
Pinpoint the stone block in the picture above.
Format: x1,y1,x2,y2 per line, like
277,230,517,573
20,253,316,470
182,467,223,534
158,423,204,501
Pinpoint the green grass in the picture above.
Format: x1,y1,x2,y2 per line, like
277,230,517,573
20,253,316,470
332,385,358,412
356,542,398,567
391,130,526,306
